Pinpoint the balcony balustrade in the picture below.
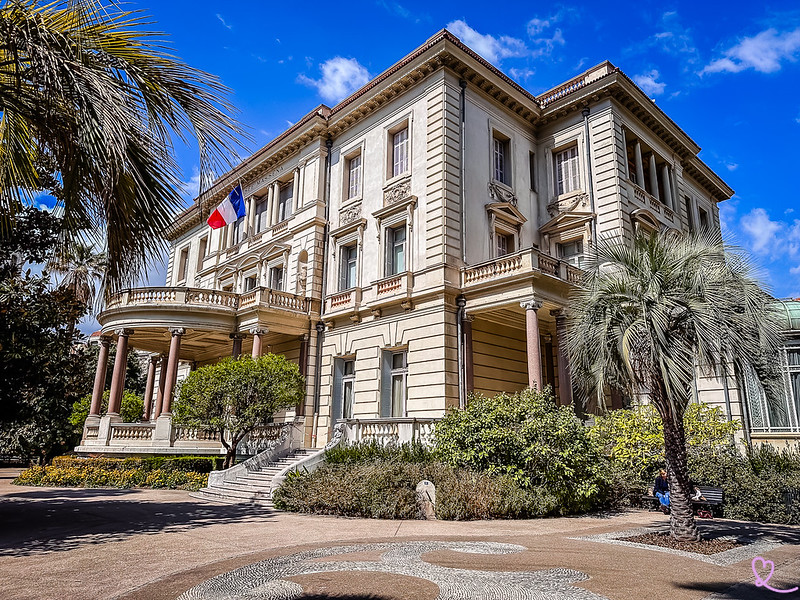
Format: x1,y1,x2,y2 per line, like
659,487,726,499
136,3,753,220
342,418,438,447
460,247,583,290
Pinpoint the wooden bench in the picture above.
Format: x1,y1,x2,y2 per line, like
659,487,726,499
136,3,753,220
641,485,723,514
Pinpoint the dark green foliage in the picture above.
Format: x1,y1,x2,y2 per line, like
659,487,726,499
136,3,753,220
80,339,147,396
433,388,607,513
324,440,433,465
49,454,223,472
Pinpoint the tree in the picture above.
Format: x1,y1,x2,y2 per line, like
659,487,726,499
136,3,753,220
0,0,246,292
80,336,147,396
49,242,106,337
70,390,143,435
173,355,304,468
567,230,783,541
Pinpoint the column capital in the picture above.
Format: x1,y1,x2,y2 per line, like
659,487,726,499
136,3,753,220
114,328,134,337
249,326,269,336
168,327,186,336
229,331,247,340
549,308,568,319
520,298,543,311
149,355,161,365
98,335,113,347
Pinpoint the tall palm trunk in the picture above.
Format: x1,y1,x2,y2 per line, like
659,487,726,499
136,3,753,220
654,374,700,541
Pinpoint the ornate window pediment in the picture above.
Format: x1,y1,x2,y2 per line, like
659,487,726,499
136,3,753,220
486,201,526,227
540,210,594,236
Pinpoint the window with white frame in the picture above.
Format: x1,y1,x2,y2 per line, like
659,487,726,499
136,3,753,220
347,153,362,199
745,345,800,433
493,133,511,185
385,223,406,275
699,207,710,230
339,244,358,290
557,239,584,267
555,145,580,196
277,183,293,222
496,232,513,257
341,359,355,419
383,351,407,417
255,196,269,232
244,275,257,292
231,217,245,245
684,197,695,232
269,266,284,291
176,247,189,282
196,236,208,271
391,127,409,178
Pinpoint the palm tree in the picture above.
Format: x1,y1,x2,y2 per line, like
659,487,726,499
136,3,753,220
567,230,783,541
49,241,105,309
0,0,246,292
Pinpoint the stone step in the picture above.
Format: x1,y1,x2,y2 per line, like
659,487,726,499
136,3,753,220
192,489,274,508
201,485,271,502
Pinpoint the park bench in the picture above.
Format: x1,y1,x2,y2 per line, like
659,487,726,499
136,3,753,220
642,485,723,516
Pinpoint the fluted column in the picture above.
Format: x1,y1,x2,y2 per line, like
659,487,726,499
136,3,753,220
142,355,159,421
551,309,573,406
230,332,246,358
661,164,673,210
250,327,269,358
291,169,300,214
160,327,184,416
89,336,112,417
153,354,168,419
266,185,275,227
634,140,645,187
107,329,133,415
521,299,543,390
271,182,280,225
649,153,660,201
296,164,305,210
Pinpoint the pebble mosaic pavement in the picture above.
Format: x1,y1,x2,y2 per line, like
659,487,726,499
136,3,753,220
178,541,611,600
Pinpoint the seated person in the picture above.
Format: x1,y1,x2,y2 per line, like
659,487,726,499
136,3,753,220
654,469,670,514
691,486,706,501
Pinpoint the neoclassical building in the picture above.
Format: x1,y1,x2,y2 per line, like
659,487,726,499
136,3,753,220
77,29,797,456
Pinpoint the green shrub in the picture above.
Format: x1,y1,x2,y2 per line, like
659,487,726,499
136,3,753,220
434,388,607,513
324,440,433,465
69,390,144,432
272,459,559,520
50,455,223,472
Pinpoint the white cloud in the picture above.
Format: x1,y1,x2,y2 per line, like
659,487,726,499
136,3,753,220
633,69,666,96
725,162,739,171
298,57,371,104
508,67,535,81
740,207,800,258
446,20,528,65
703,27,800,74
180,167,201,201
526,12,568,58
215,14,232,30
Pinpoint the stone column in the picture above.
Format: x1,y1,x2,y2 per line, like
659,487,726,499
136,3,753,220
551,309,573,406
291,169,300,214
662,164,673,210
230,332,246,358
160,327,184,416
463,315,474,393
266,185,275,227
88,336,112,418
153,354,168,419
649,153,660,200
107,329,132,415
250,327,269,358
521,299,543,390
296,164,305,210
634,140,645,187
271,181,281,224
142,356,159,421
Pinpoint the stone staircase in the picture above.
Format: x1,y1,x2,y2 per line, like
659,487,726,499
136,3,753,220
192,448,315,508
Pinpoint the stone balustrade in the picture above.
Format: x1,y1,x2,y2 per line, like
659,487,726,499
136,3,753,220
342,418,439,447
104,286,310,315
461,248,582,289
110,423,155,442
173,427,217,442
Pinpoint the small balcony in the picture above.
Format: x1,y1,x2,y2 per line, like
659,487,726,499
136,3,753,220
461,247,582,291
370,272,413,310
325,287,362,316
341,418,438,447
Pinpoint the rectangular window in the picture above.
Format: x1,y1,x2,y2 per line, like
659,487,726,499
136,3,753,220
255,197,269,232
529,151,536,192
391,127,409,178
244,276,257,292
347,154,362,199
197,237,208,271
339,245,358,290
699,207,709,230
231,217,244,245
557,240,584,267
685,197,695,232
177,247,189,282
555,145,580,196
493,135,511,185
385,224,406,275
278,183,293,222
269,267,284,291
342,359,355,420
496,232,514,257
390,351,407,417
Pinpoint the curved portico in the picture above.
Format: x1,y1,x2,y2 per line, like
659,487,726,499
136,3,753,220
78,286,318,455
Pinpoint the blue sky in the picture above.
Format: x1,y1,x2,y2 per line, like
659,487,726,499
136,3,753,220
67,0,800,330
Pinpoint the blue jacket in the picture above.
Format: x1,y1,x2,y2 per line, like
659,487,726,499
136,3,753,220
654,476,669,495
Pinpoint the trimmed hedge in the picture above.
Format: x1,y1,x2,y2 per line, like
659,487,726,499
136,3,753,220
12,455,220,491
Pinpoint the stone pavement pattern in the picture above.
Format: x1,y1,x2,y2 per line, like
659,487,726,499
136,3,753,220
1,468,799,600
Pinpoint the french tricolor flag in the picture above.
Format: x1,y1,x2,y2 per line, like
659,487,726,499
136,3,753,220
207,185,246,229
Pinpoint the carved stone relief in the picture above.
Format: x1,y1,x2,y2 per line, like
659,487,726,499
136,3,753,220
339,203,362,227
547,193,589,218
487,181,518,206
383,180,411,206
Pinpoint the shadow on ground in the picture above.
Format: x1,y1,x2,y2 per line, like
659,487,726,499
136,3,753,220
0,488,272,557
675,581,800,599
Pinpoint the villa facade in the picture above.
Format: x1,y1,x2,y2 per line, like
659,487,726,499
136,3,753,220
77,30,797,456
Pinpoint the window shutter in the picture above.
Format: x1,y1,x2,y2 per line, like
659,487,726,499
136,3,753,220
380,351,392,417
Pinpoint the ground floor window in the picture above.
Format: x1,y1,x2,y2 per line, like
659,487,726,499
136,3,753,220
381,350,407,417
744,345,800,433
